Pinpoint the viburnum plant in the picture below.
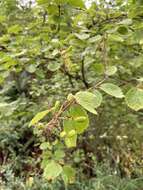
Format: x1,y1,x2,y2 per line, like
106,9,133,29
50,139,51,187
29,80,143,183
0,0,143,184
28,0,143,183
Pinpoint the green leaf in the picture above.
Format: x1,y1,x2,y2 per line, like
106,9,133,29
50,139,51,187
48,62,61,71
55,0,67,3
62,165,76,184
0,15,6,23
63,105,89,134
40,142,50,150
105,66,117,76
109,34,124,42
29,109,51,127
75,91,102,114
117,26,128,35
92,63,104,75
100,83,124,98
65,134,77,148
74,33,90,40
26,64,37,73
88,35,102,43
8,25,22,34
37,0,50,5
63,120,75,133
119,19,132,25
0,102,9,108
43,161,63,180
67,129,76,137
54,149,65,160
125,87,143,111
41,151,52,168
68,0,85,8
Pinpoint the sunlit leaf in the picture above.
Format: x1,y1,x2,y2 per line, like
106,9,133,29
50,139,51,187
105,66,117,76
63,105,89,134
29,109,51,127
75,91,102,114
100,83,124,98
125,87,143,111
43,161,63,180
62,165,76,184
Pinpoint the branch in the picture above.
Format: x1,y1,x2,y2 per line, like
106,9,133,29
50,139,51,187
42,10,47,26
57,5,61,33
81,59,89,88
89,34,108,90
60,67,81,88
88,14,127,29
102,33,108,77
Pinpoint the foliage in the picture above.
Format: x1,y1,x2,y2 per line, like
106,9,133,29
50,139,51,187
1,163,143,190
0,0,143,187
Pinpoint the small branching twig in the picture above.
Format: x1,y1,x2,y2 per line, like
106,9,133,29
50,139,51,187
102,33,108,77
44,98,75,135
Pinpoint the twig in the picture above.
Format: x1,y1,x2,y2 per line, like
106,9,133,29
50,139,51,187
89,34,108,91
81,59,89,88
88,14,127,30
102,33,108,77
42,10,47,26
44,98,75,134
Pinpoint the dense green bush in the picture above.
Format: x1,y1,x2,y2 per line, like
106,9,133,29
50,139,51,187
1,163,143,190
